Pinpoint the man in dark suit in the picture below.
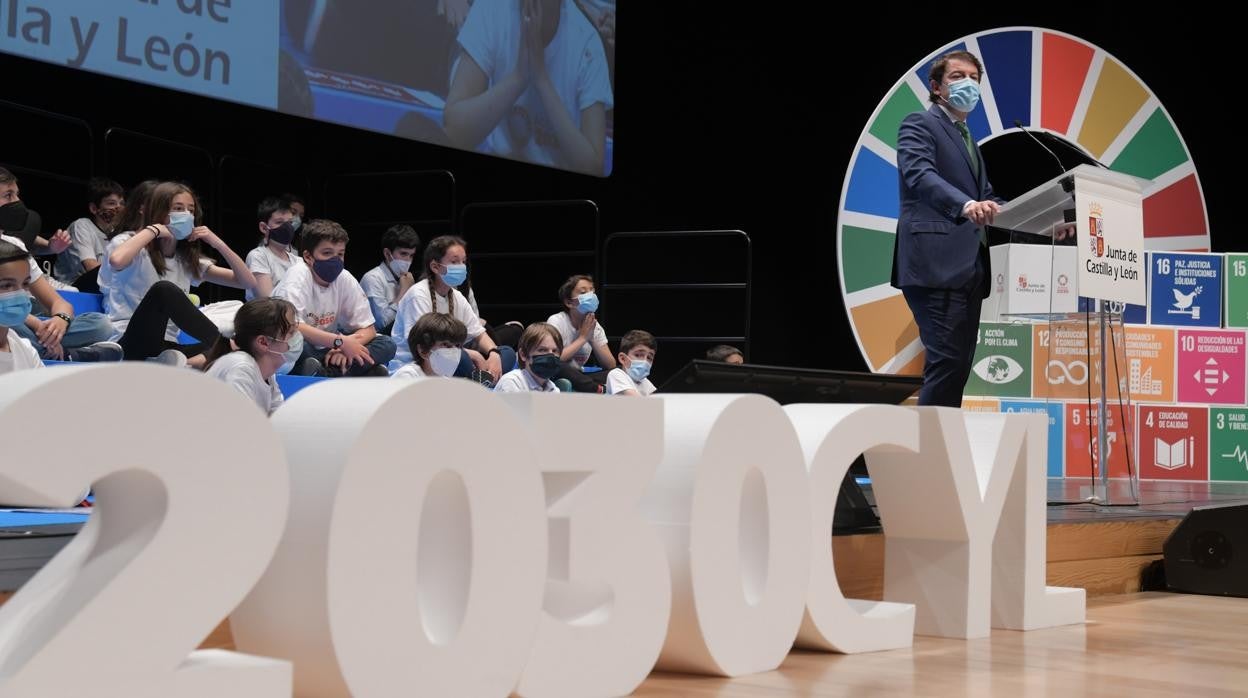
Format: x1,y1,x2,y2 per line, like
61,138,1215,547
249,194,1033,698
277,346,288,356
892,50,1004,407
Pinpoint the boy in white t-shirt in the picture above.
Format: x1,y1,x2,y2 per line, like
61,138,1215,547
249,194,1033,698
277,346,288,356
202,298,298,416
606,329,657,396
361,224,421,334
246,197,302,301
495,322,563,393
0,239,44,374
391,312,468,380
273,219,396,377
2,232,119,362
53,177,124,286
445,0,614,175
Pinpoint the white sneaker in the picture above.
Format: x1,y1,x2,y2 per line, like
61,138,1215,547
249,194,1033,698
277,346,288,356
43,274,78,293
149,349,188,369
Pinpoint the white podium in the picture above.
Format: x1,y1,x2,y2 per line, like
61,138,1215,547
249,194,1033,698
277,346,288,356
981,244,1078,321
993,165,1149,503
995,164,1148,306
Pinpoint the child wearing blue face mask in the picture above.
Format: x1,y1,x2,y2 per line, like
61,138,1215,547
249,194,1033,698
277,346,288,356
100,181,258,366
390,235,515,381
548,274,615,371
273,219,397,377
202,298,298,415
494,322,564,393
392,312,468,379
1,229,119,363
546,273,613,393
361,224,421,334
0,239,43,374
606,329,657,396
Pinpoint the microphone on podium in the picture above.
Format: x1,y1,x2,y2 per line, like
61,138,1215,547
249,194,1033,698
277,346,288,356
1012,119,1080,239
1014,119,1111,170
1012,119,1068,178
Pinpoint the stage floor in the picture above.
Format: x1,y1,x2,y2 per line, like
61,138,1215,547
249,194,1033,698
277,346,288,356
1043,479,1248,523
185,592,1248,697
0,590,1224,696
4,481,1248,695
847,478,1248,528
631,592,1248,697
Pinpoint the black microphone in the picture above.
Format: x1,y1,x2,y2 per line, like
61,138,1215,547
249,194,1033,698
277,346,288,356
1038,129,1110,169
1013,119,1067,178
1013,119,1079,237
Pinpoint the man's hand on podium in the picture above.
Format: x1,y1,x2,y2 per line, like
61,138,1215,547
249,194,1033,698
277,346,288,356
1052,222,1078,241
963,200,1001,226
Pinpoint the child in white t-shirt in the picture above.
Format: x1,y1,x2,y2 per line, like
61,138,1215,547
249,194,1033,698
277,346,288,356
245,197,302,301
53,177,124,285
100,181,258,366
0,239,43,374
273,219,397,377
390,235,514,379
546,273,613,392
391,312,468,380
606,329,657,396
203,298,297,415
2,231,119,363
547,273,614,371
495,322,563,393
361,224,420,333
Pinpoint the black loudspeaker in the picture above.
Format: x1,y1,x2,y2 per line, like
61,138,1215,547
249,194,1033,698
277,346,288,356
1163,503,1248,597
660,362,912,534
832,462,879,534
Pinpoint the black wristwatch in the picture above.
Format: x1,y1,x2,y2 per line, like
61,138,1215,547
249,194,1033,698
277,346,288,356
332,336,344,349
53,313,73,327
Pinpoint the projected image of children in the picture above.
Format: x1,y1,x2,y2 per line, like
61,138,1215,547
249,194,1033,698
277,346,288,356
282,0,615,176
445,0,614,175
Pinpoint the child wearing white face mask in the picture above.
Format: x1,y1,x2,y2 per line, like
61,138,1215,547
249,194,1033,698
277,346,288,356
0,239,43,374
389,235,515,380
392,312,469,379
203,298,298,415
606,329,658,396
361,224,421,334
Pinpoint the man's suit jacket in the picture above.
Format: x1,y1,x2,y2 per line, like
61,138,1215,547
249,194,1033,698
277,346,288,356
891,104,1002,296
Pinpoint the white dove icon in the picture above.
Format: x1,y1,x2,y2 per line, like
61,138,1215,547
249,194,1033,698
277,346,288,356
1173,286,1202,309
1168,286,1204,319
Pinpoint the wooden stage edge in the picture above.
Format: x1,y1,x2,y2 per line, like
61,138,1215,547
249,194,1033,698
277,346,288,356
834,517,1180,601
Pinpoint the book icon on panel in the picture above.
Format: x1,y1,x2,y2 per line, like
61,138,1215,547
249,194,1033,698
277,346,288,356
1155,437,1195,471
